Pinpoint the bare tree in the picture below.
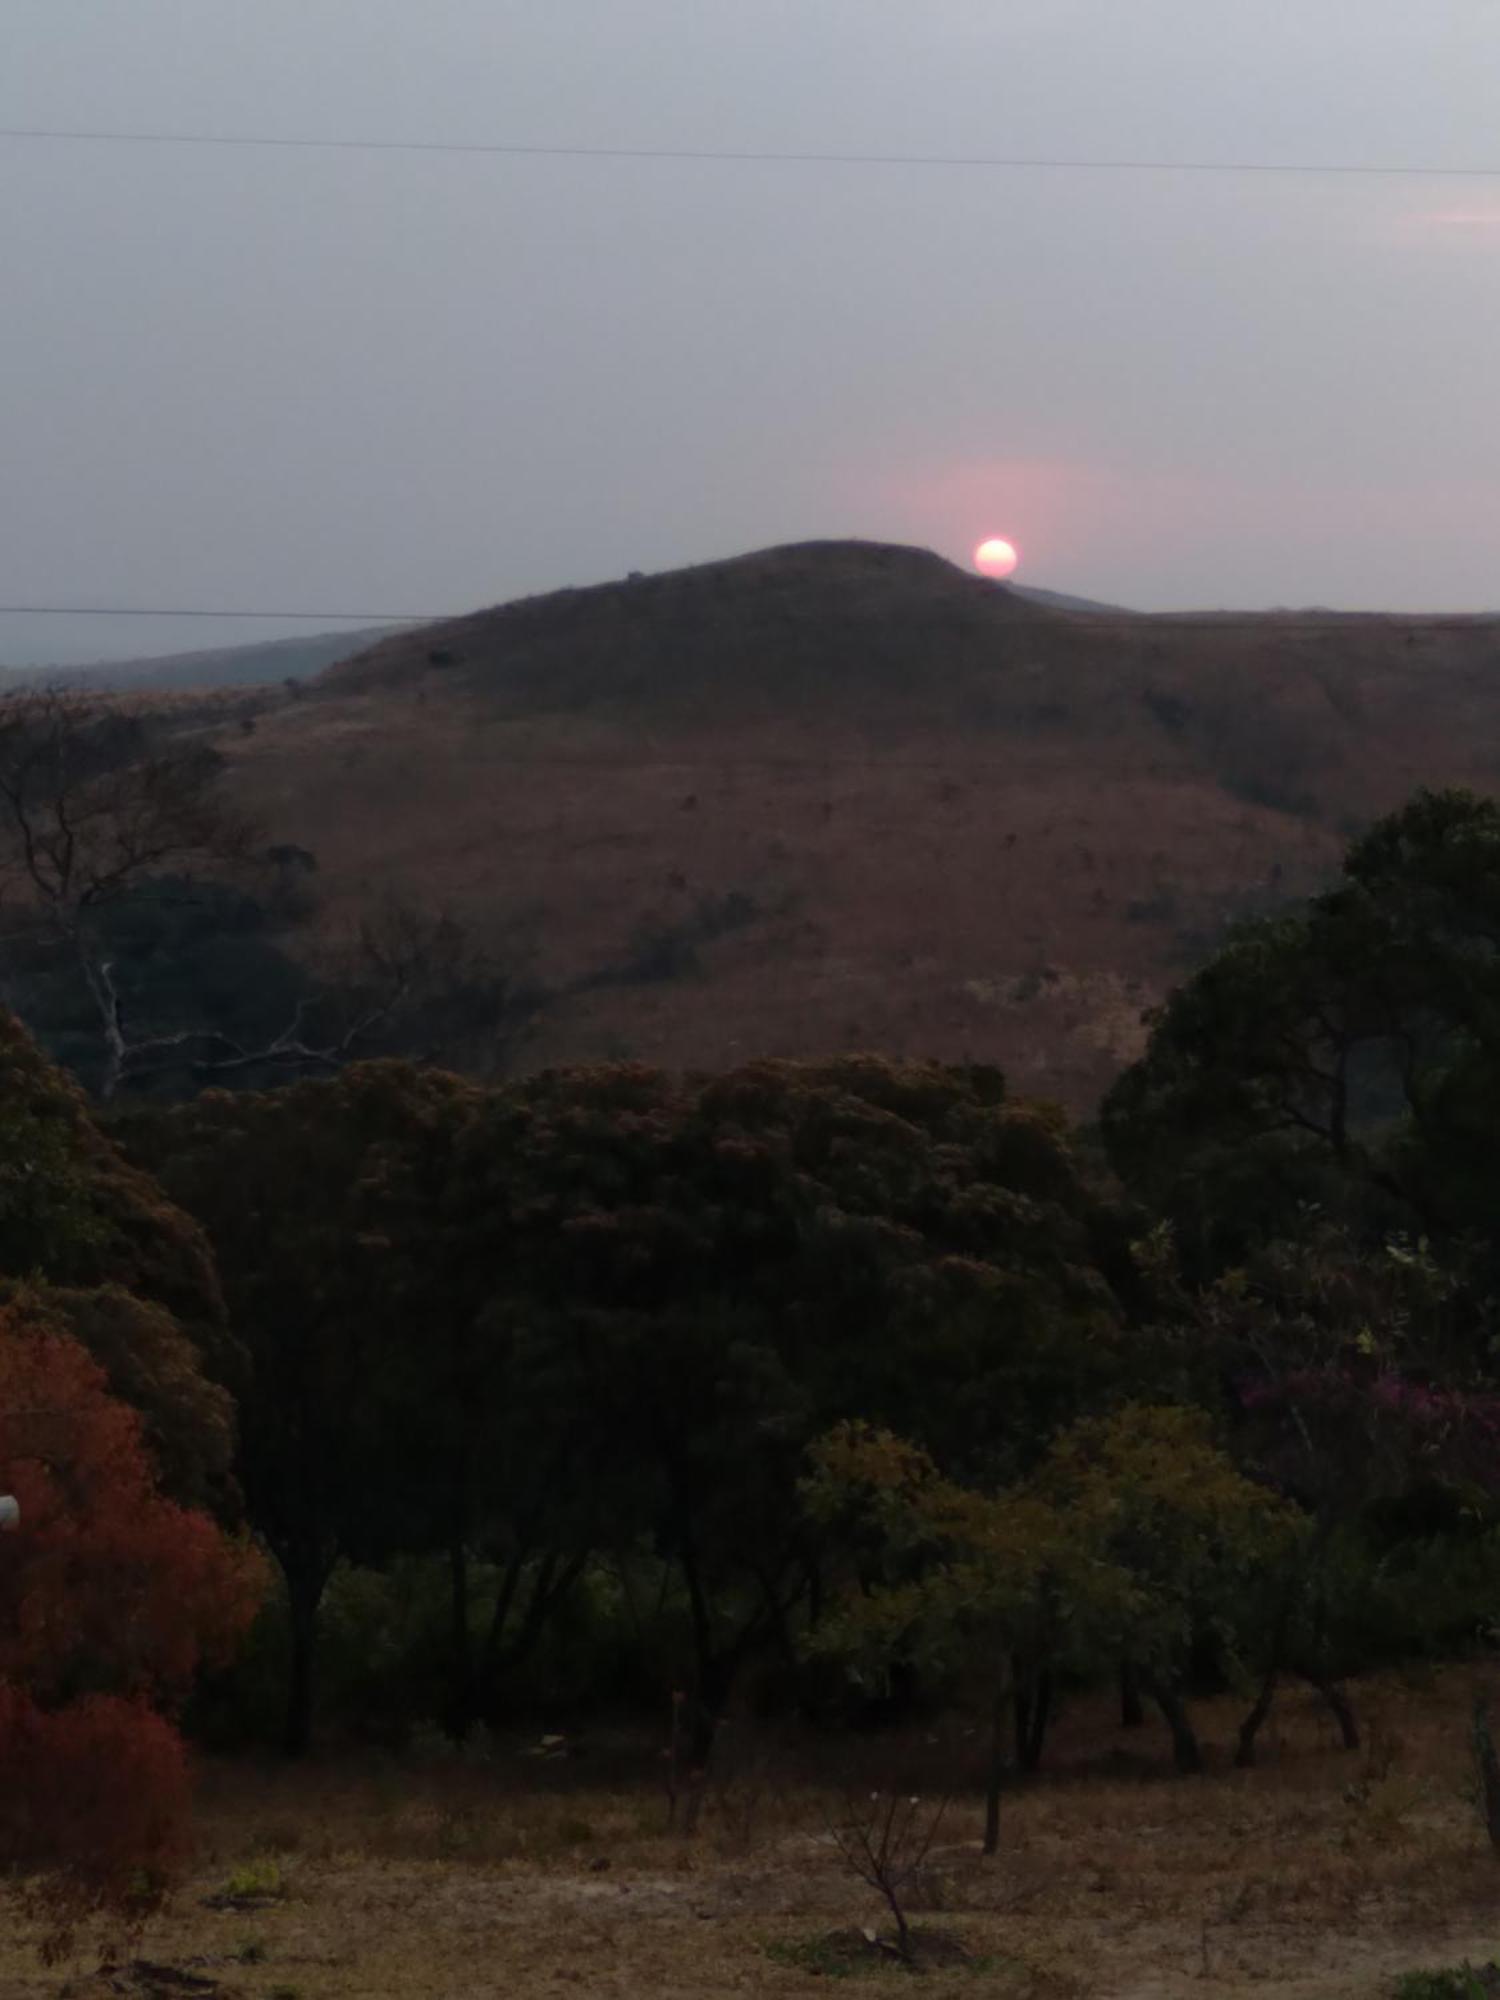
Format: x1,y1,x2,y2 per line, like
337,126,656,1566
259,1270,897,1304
177,894,531,1088
827,1788,948,1964
0,690,254,1097
0,690,530,1098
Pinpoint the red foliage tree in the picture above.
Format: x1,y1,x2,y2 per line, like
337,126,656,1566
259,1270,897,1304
0,1690,191,1934
0,1298,263,1947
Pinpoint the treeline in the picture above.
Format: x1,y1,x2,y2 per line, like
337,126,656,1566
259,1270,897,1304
8,785,1500,1930
117,1055,1144,1760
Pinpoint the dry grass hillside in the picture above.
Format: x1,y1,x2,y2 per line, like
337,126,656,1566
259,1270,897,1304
215,541,1500,1108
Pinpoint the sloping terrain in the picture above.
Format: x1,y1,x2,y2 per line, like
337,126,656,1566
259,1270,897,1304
4,625,393,693
212,541,1500,1109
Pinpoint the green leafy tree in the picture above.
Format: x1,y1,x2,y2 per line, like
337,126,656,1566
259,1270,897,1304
120,1062,482,1752
457,1056,1134,1762
1103,789,1500,1282
807,1406,1302,1845
1031,1404,1304,1773
127,1060,642,1751
1182,1228,1490,1761
0,1009,237,1508
121,1053,1137,1756
805,1421,1078,1853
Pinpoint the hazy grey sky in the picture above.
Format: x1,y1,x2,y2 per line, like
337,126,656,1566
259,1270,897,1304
5,1,1500,660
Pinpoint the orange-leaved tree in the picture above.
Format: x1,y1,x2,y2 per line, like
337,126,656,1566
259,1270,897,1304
0,1294,264,1950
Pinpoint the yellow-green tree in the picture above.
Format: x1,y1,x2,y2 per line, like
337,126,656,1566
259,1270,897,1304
806,1407,1302,1849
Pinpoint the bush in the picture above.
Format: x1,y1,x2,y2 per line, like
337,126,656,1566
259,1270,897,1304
1394,1969,1500,1999
192,1553,682,1749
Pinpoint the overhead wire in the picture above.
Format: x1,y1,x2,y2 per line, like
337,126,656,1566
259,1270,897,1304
0,605,435,622
2,126,1500,178
0,604,1492,633
5,120,1495,628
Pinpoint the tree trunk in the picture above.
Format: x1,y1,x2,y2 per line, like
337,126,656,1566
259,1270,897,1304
75,930,127,1102
678,1653,735,1838
676,1514,731,1772
446,1529,473,1742
1235,1594,1292,1768
1299,1668,1359,1751
1014,1665,1053,1775
1140,1670,1201,1775
1119,1660,1145,1730
1474,1701,1500,1851
283,1568,325,1758
983,1675,1007,1857
476,1551,588,1729
687,1650,735,1769
479,1545,530,1684
1235,1663,1279,1769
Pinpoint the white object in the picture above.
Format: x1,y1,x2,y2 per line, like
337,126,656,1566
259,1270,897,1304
0,1495,18,1531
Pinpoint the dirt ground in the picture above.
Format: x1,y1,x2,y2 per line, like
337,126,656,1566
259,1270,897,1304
5,1668,1500,2000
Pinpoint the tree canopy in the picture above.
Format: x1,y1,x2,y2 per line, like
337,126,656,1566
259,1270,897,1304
122,1054,1140,1755
1102,789,1500,1277
0,1009,237,1506
0,1295,263,1946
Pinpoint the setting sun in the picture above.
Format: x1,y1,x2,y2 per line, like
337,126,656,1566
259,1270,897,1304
974,537,1019,580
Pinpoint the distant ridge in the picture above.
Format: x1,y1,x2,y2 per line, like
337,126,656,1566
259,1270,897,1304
1011,583,1133,614
2,626,393,694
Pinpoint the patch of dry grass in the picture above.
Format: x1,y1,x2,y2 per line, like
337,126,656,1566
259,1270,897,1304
7,1668,1500,1998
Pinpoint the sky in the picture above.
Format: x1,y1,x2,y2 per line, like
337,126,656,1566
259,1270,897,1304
4,0,1500,662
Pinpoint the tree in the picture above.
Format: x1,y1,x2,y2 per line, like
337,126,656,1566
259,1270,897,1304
826,1788,950,1963
0,692,523,1102
121,1053,1137,1757
0,1007,240,1508
125,1059,640,1752
0,690,253,1100
805,1422,1077,1854
807,1406,1302,1845
1181,1228,1500,1763
462,1056,1134,1765
6,1282,237,1516
0,1297,263,1946
1030,1404,1304,1774
93,889,531,1099
0,1688,191,1955
1102,789,1500,1279
119,1062,482,1754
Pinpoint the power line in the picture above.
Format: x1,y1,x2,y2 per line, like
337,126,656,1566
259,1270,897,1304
0,605,437,622
3,125,1500,179
0,603,1491,634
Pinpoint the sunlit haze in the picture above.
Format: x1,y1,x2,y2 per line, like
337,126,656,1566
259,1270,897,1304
5,1,1500,663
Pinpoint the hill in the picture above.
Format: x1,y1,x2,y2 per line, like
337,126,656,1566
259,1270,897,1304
1011,582,1134,614
3,625,394,693
212,540,1500,1109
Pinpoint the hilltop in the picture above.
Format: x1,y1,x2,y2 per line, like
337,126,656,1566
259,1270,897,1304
208,539,1500,1108
319,540,1052,715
